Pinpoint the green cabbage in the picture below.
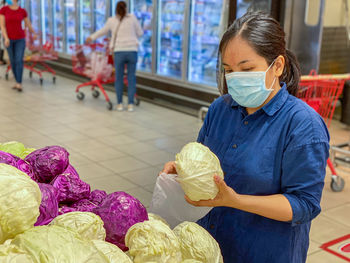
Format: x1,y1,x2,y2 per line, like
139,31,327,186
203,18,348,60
0,164,41,244
19,148,36,159
125,220,182,263
0,240,33,263
0,142,25,158
49,212,106,241
92,240,132,263
11,225,109,262
176,142,224,201
148,213,170,227
173,222,223,263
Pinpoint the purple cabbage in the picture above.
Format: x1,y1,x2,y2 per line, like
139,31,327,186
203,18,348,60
70,199,98,212
51,165,91,203
58,205,77,215
35,183,59,226
92,191,148,251
88,189,107,205
0,150,35,180
25,146,69,183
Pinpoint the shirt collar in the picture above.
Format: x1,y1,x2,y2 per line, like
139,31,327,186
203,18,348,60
230,82,289,117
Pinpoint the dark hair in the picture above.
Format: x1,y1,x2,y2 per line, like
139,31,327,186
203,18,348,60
217,12,301,96
116,1,127,20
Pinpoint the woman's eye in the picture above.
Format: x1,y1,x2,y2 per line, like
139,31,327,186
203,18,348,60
242,67,254,71
224,69,233,73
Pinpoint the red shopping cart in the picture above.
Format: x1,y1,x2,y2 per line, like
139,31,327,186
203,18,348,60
297,77,345,191
71,40,140,110
5,32,59,85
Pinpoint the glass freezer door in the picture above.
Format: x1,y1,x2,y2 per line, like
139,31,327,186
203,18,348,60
94,0,107,43
54,0,65,52
42,0,54,45
65,0,78,53
157,0,185,78
29,0,41,47
132,0,153,72
80,0,93,44
188,0,225,85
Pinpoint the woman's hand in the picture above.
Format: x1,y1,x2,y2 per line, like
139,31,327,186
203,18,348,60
4,38,9,47
159,161,177,176
86,36,92,43
185,175,241,208
32,33,37,41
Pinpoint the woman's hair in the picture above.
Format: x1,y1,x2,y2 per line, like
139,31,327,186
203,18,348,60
116,1,127,20
217,12,301,96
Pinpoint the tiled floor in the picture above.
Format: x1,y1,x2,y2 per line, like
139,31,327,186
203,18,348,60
0,68,349,262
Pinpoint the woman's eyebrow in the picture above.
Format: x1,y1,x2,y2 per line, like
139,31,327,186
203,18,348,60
237,60,250,66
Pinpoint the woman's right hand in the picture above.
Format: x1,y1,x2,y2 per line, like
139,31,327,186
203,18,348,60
159,161,177,176
85,36,92,43
4,38,9,47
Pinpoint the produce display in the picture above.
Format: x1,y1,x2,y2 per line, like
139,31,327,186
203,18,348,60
93,240,133,263
0,164,41,243
50,212,106,241
93,192,149,251
125,220,182,263
173,221,223,263
0,141,223,262
25,146,69,183
176,142,224,201
35,183,59,226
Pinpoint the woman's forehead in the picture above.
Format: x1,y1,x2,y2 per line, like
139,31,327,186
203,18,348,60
222,37,262,65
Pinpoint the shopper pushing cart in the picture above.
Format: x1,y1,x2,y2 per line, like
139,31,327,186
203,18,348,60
86,1,143,112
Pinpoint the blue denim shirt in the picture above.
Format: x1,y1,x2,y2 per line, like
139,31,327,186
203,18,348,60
197,83,329,263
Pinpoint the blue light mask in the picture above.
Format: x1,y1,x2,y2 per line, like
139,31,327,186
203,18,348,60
7,0,13,5
225,60,277,108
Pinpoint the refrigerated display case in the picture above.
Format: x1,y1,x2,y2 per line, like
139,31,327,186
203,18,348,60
188,0,225,85
66,0,78,53
29,0,41,46
157,0,185,78
80,0,92,44
132,0,153,72
236,0,272,19
94,0,108,32
53,0,65,52
42,1,54,45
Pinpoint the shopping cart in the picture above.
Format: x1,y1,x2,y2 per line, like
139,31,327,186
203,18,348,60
5,32,59,85
71,40,140,110
297,77,345,191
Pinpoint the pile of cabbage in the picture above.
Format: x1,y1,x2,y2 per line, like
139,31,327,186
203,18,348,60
0,141,224,262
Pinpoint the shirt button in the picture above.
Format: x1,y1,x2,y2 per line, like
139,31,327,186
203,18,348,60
233,144,237,149
210,224,215,229
244,121,248,125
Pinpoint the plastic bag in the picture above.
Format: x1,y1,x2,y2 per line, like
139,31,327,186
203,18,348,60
149,173,212,229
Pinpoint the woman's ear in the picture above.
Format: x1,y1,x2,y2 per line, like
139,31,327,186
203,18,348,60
274,55,285,77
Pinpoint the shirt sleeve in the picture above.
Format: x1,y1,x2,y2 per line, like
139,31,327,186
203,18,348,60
0,6,6,15
133,15,143,38
281,141,329,226
197,106,212,144
23,8,28,18
91,17,113,41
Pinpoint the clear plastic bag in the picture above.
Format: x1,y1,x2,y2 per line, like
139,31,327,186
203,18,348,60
149,173,212,229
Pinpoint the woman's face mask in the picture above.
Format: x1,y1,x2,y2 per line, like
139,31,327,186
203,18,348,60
7,0,13,5
225,60,277,108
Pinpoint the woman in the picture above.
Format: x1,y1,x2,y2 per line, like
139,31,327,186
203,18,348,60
87,1,143,112
0,0,7,65
161,12,329,263
0,0,35,91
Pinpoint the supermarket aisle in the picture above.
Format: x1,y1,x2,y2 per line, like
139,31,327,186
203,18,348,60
0,70,349,262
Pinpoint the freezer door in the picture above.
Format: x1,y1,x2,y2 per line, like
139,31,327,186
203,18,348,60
80,0,93,44
188,0,227,86
157,0,186,78
132,0,153,72
29,0,41,47
66,0,78,53
54,0,65,52
42,1,54,45
236,0,272,19
94,0,108,34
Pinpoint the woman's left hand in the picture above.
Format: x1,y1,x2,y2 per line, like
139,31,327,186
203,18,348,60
185,175,241,208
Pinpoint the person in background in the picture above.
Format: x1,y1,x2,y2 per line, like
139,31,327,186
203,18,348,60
86,1,143,112
0,0,36,92
0,0,7,65
161,12,329,263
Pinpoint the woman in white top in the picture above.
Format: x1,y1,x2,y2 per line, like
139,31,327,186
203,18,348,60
87,1,143,112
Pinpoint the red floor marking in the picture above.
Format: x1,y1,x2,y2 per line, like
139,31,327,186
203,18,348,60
320,234,350,262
